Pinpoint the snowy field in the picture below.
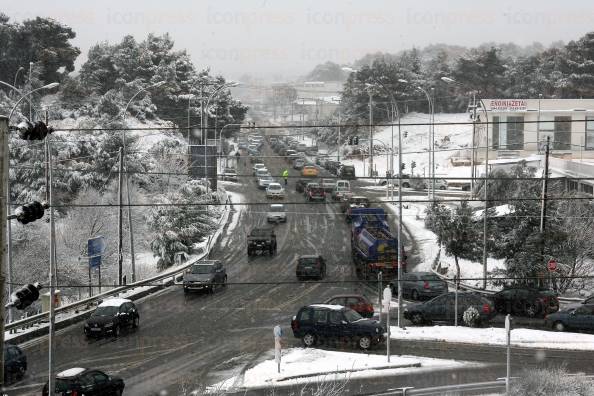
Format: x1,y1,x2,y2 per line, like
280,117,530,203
390,325,594,351
209,347,477,391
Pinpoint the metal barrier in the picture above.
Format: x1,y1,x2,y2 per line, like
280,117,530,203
366,380,506,396
5,198,231,333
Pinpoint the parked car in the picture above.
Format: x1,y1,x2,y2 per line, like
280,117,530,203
321,178,336,193
404,292,496,326
4,344,26,383
296,255,326,280
411,178,448,190
296,178,312,193
301,165,319,177
338,165,356,179
293,157,305,169
296,143,308,152
291,305,384,350
183,260,227,294
545,304,594,332
221,167,238,182
393,272,448,300
492,287,559,318
267,203,287,223
266,182,285,199
84,298,139,338
323,294,374,318
42,368,125,396
257,175,274,189
306,184,326,201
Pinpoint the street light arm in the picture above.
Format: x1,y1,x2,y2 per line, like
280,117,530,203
1,80,38,122
9,83,60,121
121,81,165,120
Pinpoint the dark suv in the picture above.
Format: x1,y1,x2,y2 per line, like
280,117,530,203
291,305,384,350
296,255,326,280
4,344,26,383
492,287,559,318
247,227,277,256
42,368,124,396
393,272,448,300
84,298,139,338
404,292,496,326
183,260,227,294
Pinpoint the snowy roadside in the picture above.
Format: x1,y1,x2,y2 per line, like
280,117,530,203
208,348,478,392
390,325,594,351
6,192,234,344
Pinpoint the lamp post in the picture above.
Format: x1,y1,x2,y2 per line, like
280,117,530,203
120,81,165,284
13,66,24,92
537,93,543,153
217,123,243,173
441,76,489,290
364,83,375,177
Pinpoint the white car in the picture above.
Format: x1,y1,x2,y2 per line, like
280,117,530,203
252,163,266,175
267,204,287,223
266,182,285,199
258,176,274,189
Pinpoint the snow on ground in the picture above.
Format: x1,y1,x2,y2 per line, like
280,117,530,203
341,113,473,180
209,348,477,391
390,325,594,351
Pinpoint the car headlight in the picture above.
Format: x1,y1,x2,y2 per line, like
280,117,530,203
375,328,379,333
104,322,114,328
84,323,90,328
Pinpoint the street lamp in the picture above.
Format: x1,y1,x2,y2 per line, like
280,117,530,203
217,123,243,174
119,80,165,285
9,83,60,120
441,76,489,290
13,67,24,91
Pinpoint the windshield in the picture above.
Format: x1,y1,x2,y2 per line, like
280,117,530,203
268,184,281,190
190,265,214,274
344,309,363,323
92,306,119,317
299,257,319,265
270,206,284,212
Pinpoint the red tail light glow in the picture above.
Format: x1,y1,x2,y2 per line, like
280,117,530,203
423,281,430,289
482,303,491,314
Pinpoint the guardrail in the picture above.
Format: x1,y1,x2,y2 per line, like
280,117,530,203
5,197,232,333
366,380,506,396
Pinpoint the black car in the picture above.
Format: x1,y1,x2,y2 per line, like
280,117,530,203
545,304,594,332
404,292,496,326
492,287,559,318
42,367,125,396
4,344,26,383
296,255,326,280
183,260,227,294
84,298,139,338
296,178,312,193
291,305,384,350
247,227,277,256
393,272,448,300
339,165,356,179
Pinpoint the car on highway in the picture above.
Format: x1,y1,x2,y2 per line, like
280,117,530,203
340,195,371,222
295,178,312,193
293,157,305,169
42,367,125,396
285,149,297,161
296,143,308,152
84,298,139,338
221,167,238,182
252,163,266,175
257,175,274,189
404,292,496,326
296,255,326,280
393,272,448,301
247,227,277,256
321,178,335,193
331,180,351,201
323,294,375,318
545,304,594,332
291,304,384,350
183,260,227,294
4,344,26,383
266,182,285,199
325,160,340,174
301,165,319,177
267,203,287,223
492,287,559,318
305,184,326,201
338,165,356,179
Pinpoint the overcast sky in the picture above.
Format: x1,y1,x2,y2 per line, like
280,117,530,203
5,0,594,81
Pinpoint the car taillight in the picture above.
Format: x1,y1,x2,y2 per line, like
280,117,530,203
423,281,430,289
366,304,374,312
291,319,298,331
71,391,79,396
482,303,491,314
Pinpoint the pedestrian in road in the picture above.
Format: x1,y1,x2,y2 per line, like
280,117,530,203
282,169,289,186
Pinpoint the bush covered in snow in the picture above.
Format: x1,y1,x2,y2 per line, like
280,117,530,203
510,367,594,396
463,306,480,327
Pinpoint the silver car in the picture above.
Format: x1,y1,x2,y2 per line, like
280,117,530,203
267,204,287,223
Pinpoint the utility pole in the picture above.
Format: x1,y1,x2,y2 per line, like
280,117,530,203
0,116,9,387
117,148,123,285
28,62,33,121
430,87,436,201
337,109,341,162
368,92,374,177
482,109,489,290
48,128,57,396
471,93,476,196
540,136,551,289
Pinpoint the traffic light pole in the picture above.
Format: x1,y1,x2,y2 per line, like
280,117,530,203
118,148,123,285
48,129,57,395
1,116,9,387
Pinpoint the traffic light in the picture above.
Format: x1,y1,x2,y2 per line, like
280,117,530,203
404,131,408,138
15,201,47,224
348,136,353,145
8,283,42,310
401,162,406,170
16,121,54,141
411,160,416,170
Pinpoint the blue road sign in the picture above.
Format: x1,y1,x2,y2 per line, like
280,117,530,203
88,236,106,268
